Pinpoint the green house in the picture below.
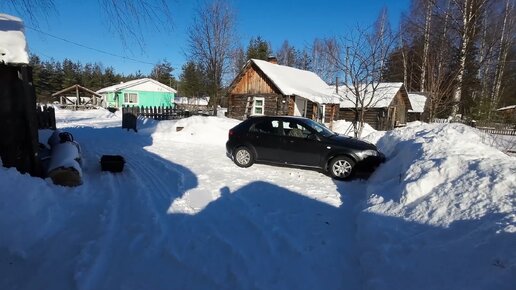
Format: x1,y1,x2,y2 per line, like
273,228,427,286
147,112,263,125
96,78,177,108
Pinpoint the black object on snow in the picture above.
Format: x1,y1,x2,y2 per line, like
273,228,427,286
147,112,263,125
100,155,125,172
58,132,74,143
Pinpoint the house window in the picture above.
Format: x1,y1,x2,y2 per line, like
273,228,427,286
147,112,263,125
252,97,265,115
124,92,138,104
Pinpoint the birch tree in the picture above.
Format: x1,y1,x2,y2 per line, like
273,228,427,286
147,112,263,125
420,0,434,92
490,0,515,113
321,9,396,137
311,38,340,84
187,0,236,113
450,0,488,118
277,41,297,67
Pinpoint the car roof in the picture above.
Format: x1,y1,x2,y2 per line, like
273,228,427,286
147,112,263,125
247,115,309,121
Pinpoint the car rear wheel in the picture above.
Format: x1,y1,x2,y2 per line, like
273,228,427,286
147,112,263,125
329,156,355,180
233,146,254,168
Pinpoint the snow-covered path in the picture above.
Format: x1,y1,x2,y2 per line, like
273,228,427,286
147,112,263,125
0,111,368,290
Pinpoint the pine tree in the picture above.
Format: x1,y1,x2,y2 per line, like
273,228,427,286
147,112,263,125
150,59,176,88
179,61,206,97
246,36,272,61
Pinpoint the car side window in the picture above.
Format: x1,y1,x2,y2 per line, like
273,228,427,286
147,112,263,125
250,120,284,136
284,121,311,138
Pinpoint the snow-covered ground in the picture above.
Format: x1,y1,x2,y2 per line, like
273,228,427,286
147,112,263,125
0,108,514,290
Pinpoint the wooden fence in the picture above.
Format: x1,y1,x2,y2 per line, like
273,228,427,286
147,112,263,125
122,105,211,132
431,118,516,136
476,128,516,136
122,106,192,121
36,105,56,130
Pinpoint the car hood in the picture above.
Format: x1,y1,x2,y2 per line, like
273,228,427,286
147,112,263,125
327,134,378,150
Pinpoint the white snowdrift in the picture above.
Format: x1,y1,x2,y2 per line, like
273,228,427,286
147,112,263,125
332,119,376,138
54,106,122,128
0,14,29,64
358,122,516,290
151,116,240,146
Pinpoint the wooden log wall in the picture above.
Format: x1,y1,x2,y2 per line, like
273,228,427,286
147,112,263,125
0,64,41,176
339,108,387,130
228,94,288,119
230,63,280,95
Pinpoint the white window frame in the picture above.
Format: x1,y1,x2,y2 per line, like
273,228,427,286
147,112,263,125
252,97,265,116
123,92,139,104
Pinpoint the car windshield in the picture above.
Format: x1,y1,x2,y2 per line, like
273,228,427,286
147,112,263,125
303,119,336,137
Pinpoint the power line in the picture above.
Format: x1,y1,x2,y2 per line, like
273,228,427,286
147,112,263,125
25,26,155,66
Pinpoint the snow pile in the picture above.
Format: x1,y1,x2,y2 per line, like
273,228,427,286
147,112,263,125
55,106,122,128
151,116,240,146
0,167,68,256
0,14,29,64
358,122,516,290
332,119,376,138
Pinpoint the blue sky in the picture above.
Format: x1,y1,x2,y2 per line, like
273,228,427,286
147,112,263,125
2,0,410,77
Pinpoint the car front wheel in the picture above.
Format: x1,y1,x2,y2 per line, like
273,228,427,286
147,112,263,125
329,156,355,180
233,146,254,168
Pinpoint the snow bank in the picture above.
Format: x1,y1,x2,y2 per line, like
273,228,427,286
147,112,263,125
332,119,376,138
55,107,122,128
0,14,29,64
358,122,516,290
151,116,240,146
0,166,67,256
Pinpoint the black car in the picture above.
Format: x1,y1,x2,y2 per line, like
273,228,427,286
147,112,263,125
226,116,385,180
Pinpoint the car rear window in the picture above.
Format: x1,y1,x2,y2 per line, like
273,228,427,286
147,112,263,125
250,120,283,135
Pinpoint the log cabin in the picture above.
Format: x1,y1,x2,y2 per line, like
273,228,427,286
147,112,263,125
227,58,340,124
336,82,412,130
496,105,516,124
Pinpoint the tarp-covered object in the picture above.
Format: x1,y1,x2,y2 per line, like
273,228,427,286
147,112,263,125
0,14,29,64
47,130,83,187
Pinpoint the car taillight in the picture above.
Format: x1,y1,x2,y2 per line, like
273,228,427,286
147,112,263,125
228,129,234,138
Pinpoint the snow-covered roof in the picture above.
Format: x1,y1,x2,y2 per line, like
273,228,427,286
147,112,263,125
174,96,209,106
250,59,340,104
334,82,410,109
496,105,516,111
407,93,427,113
0,14,29,64
96,78,177,94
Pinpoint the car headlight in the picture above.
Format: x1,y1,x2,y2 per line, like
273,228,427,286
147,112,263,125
355,150,379,159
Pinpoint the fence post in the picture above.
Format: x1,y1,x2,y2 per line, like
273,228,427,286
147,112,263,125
122,105,137,132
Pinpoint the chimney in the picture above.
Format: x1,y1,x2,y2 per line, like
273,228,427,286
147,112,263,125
335,76,339,94
267,55,278,64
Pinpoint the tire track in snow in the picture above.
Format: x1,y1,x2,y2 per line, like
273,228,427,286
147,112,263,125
71,130,187,289
76,173,122,290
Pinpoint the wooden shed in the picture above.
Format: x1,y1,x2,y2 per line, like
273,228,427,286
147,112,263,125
407,92,428,122
496,105,516,124
52,84,103,110
337,82,411,130
227,58,340,124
